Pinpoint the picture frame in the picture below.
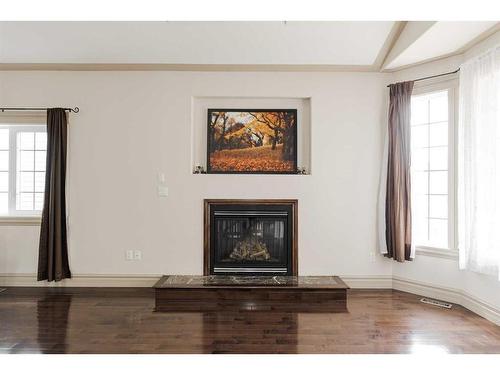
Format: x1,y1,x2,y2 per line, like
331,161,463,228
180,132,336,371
206,109,298,174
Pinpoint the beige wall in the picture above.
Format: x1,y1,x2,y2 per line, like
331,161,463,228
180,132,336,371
0,70,392,277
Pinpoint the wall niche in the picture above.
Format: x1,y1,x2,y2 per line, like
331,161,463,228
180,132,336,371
191,96,311,175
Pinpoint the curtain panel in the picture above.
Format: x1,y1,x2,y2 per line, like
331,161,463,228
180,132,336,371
378,81,415,262
458,45,500,280
37,108,71,282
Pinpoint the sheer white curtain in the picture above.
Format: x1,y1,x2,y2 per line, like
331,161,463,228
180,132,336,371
458,44,500,279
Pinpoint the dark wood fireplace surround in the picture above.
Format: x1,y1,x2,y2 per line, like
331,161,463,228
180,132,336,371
154,199,348,312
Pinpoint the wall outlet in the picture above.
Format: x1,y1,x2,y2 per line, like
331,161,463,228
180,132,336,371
125,250,134,260
133,250,142,260
369,252,376,262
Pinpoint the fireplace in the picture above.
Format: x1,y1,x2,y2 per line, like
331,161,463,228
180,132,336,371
204,199,298,276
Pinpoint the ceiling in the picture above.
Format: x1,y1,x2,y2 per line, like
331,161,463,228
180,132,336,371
384,21,499,69
0,21,498,71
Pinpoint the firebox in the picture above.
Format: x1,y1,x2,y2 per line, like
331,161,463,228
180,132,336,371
204,200,298,276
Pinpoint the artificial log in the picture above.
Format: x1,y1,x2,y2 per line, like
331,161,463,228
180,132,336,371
228,238,271,261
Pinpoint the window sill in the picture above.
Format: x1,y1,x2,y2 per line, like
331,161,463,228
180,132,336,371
0,216,42,226
415,246,458,260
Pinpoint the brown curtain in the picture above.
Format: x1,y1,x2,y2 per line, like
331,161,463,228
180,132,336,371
385,81,414,262
37,108,71,281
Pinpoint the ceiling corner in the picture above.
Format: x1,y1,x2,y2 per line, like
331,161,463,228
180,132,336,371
374,21,407,71
381,21,436,71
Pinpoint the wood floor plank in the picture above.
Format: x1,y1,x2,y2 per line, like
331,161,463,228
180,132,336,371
0,287,499,353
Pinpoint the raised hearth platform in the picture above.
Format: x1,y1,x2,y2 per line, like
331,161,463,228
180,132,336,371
154,275,349,312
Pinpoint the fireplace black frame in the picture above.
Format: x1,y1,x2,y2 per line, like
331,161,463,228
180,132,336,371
204,199,298,276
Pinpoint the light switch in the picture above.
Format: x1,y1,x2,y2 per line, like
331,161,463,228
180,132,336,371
158,186,169,197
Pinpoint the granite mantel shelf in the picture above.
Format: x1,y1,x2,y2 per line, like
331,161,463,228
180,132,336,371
154,275,349,312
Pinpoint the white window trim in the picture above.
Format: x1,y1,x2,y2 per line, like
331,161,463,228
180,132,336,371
411,77,459,259
0,113,46,223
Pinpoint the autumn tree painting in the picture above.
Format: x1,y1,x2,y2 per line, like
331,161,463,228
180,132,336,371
207,109,297,173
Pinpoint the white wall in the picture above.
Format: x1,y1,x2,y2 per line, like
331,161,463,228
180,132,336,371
391,31,500,312
0,70,392,278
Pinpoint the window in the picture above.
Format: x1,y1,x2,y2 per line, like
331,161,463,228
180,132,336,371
411,89,454,250
0,124,47,216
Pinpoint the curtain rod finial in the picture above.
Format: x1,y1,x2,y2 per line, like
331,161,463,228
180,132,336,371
72,107,79,113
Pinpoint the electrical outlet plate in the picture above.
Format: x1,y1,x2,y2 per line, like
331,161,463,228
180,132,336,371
134,250,142,260
126,250,134,260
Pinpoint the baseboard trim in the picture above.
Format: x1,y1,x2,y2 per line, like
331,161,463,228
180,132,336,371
1,272,498,326
0,273,161,287
340,275,393,289
392,276,463,304
393,276,500,326
0,273,394,289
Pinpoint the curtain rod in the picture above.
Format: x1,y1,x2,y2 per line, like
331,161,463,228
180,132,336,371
387,68,460,87
0,107,79,113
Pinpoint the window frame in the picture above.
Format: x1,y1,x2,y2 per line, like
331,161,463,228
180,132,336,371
0,114,46,224
410,78,458,259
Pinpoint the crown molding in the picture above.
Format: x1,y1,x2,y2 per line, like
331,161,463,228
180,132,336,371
457,22,500,55
381,52,463,73
0,63,382,73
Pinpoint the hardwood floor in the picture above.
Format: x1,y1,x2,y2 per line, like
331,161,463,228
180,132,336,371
1,287,499,354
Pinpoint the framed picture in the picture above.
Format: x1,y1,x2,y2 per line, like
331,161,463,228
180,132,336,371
207,109,298,174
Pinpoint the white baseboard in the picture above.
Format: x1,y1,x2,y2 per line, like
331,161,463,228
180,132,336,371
393,276,500,326
1,272,499,326
340,275,393,289
0,273,160,287
392,276,462,304
0,273,394,289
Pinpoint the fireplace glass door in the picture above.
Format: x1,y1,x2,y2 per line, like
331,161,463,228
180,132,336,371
211,209,291,275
